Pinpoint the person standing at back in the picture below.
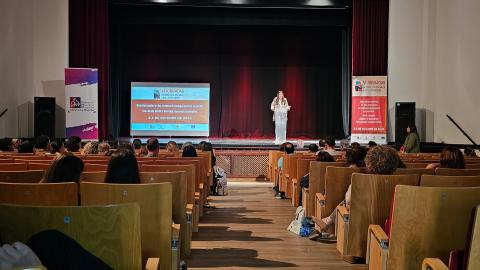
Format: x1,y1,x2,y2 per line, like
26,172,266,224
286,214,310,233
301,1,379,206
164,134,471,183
401,125,420,153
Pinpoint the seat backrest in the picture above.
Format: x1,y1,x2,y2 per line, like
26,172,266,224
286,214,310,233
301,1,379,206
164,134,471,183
80,182,172,270
387,186,480,270
140,164,195,204
28,162,51,171
296,158,315,180
156,160,201,191
17,159,52,164
306,161,345,216
404,163,430,168
347,173,420,257
139,171,188,256
0,170,44,183
0,158,14,163
420,175,480,187
323,166,366,218
0,163,28,171
0,203,142,270
466,163,480,169
0,182,78,205
466,205,480,270
436,168,480,176
394,168,435,176
83,159,109,165
83,163,108,172
80,171,107,183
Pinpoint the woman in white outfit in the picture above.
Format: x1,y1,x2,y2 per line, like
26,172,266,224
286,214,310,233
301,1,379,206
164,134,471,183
270,91,291,144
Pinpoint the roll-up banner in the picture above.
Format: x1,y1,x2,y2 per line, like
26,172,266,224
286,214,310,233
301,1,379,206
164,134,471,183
65,68,99,140
351,76,388,144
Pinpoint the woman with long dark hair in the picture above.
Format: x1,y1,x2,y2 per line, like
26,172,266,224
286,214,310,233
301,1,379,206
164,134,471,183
402,125,420,153
105,147,140,184
270,90,291,144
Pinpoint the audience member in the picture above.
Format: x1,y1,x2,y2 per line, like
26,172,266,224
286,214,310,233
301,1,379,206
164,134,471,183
308,144,319,153
198,141,207,151
18,140,34,153
427,146,466,170
324,136,339,156
0,138,14,152
181,142,193,151
105,147,140,184
98,142,110,155
464,147,477,157
48,141,65,155
345,144,367,168
314,145,400,233
298,151,335,206
182,145,198,157
42,153,84,183
146,138,160,157
318,139,326,150
66,136,81,152
82,141,99,155
367,141,377,150
132,139,142,156
166,141,179,153
33,135,50,154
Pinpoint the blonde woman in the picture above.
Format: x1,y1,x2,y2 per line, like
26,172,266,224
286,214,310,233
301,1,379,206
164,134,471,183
270,90,291,144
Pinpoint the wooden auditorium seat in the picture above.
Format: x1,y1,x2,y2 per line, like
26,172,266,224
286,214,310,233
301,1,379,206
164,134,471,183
0,163,28,171
0,170,44,183
140,164,197,233
83,163,108,172
139,171,192,257
291,157,315,207
394,168,435,176
420,175,480,187
0,203,152,270
404,163,430,168
466,163,480,169
314,166,366,233
336,173,420,259
367,186,480,270
80,182,176,270
80,171,107,183
0,182,78,205
435,168,480,176
303,161,345,217
0,158,14,163
28,162,51,171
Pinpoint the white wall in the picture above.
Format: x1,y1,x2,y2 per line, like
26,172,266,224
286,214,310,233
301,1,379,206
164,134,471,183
0,0,68,138
389,0,480,144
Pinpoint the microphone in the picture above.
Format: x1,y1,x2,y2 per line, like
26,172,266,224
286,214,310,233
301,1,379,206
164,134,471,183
0,109,7,118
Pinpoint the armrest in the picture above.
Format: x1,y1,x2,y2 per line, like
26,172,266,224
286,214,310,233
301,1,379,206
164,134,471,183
368,224,389,249
316,193,326,206
337,204,349,222
422,258,449,270
186,203,194,212
186,204,193,223
303,187,309,194
171,223,181,249
145,257,160,270
199,183,204,190
292,178,298,184
285,173,290,179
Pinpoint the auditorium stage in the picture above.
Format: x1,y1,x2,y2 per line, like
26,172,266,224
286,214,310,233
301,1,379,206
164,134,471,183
125,137,321,150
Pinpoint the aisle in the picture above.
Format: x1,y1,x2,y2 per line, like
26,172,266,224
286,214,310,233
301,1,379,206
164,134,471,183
186,181,367,270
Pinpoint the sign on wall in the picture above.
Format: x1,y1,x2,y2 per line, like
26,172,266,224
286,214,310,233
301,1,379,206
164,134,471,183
65,68,98,140
351,76,388,144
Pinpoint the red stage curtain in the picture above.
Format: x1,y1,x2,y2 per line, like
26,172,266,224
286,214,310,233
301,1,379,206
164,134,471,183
69,0,109,139
352,0,389,76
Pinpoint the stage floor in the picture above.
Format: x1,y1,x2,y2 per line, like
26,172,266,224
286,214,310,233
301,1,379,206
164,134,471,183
123,137,320,149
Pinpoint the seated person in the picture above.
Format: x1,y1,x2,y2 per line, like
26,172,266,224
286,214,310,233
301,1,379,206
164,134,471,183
463,147,477,157
105,147,140,184
345,143,367,168
298,151,335,206
48,140,66,156
166,140,179,153
82,141,99,155
0,137,14,152
274,142,295,199
323,136,340,156
33,135,50,155
146,138,159,157
308,143,319,153
132,139,142,156
313,145,400,232
98,142,110,156
426,146,466,170
18,140,34,154
42,153,84,183
65,136,82,153
182,145,198,157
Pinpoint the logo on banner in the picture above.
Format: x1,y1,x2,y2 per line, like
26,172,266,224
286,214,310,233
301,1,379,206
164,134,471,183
354,79,364,91
70,97,82,108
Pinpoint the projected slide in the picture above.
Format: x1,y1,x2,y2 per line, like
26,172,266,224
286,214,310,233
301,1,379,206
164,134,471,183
131,82,210,136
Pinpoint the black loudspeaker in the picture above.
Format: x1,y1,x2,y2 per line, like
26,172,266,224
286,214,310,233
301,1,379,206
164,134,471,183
395,102,415,146
34,97,56,138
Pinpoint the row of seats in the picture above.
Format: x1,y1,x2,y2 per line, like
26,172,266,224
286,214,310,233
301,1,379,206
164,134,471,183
268,150,480,269
0,152,213,270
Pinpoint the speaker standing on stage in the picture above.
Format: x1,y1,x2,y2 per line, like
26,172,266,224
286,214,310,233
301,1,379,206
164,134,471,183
271,91,291,144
